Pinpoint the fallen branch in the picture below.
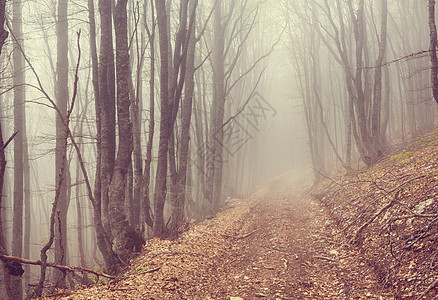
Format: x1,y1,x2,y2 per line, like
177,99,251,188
138,266,161,275
354,190,400,244
0,255,115,279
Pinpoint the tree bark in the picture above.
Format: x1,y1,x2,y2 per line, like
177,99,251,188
109,0,144,262
12,0,25,296
208,2,226,213
371,0,388,151
98,0,116,237
153,0,171,237
54,0,70,287
429,0,438,104
172,0,197,229
142,0,155,230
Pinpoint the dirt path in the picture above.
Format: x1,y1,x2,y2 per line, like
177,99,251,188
53,172,380,299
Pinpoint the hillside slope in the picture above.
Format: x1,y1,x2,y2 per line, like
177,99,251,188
44,136,438,299
314,133,438,299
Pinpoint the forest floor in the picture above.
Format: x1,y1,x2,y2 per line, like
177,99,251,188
45,133,438,299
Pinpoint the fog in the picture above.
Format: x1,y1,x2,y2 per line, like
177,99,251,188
0,0,436,298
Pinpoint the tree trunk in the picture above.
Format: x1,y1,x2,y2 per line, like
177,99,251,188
12,0,25,296
208,2,226,213
54,0,69,287
98,0,116,238
172,0,197,228
153,0,171,237
371,0,387,151
108,0,145,262
429,0,438,104
0,5,9,291
142,0,155,231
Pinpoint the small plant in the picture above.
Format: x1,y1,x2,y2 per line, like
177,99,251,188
391,149,413,165
134,262,149,273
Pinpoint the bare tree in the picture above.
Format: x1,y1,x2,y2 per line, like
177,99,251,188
142,0,156,231
108,0,144,262
171,0,198,229
153,0,194,237
53,0,70,287
12,0,25,297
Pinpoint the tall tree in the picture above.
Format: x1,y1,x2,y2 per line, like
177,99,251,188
108,0,144,262
98,0,116,239
153,0,189,237
0,1,10,296
12,0,25,297
172,0,198,229
206,1,226,214
88,0,119,273
142,0,155,231
54,0,70,287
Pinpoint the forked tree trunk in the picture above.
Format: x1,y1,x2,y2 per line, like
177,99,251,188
108,0,144,261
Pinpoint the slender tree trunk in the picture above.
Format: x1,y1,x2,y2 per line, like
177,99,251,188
142,0,155,230
209,3,226,213
371,0,387,152
153,0,171,237
12,0,25,296
0,6,9,293
98,0,116,237
54,0,69,287
22,128,30,292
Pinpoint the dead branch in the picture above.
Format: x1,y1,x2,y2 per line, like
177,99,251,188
354,190,400,243
364,49,432,69
0,255,115,279
138,266,161,275
1,130,18,151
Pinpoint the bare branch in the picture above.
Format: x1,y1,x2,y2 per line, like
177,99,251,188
0,255,115,279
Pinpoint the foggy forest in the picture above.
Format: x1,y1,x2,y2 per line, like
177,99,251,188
0,0,438,299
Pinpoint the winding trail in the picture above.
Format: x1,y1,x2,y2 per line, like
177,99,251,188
53,171,379,299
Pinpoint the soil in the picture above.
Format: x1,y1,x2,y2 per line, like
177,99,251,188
46,171,385,299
